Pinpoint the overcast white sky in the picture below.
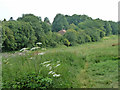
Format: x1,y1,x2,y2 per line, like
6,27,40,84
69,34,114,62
0,0,119,23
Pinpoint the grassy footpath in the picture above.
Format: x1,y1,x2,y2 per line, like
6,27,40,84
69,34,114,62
2,35,118,88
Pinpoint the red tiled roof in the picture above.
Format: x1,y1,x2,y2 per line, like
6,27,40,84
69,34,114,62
58,30,66,35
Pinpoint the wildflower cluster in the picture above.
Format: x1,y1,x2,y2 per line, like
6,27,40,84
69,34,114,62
30,47,40,51
20,48,28,52
38,52,45,55
41,60,61,77
48,71,61,77
36,42,42,45
41,48,46,51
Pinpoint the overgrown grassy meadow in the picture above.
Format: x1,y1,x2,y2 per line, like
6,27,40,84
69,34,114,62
2,35,118,88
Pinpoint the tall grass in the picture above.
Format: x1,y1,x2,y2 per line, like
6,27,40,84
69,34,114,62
2,35,118,88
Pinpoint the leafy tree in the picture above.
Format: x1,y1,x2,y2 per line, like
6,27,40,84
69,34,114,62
17,14,43,42
52,32,63,44
68,23,79,31
64,29,77,45
9,17,14,21
2,25,15,51
52,13,69,32
3,19,6,21
109,21,118,35
85,28,100,42
1,13,118,51
65,14,92,26
104,22,112,36
2,21,37,50
44,17,51,25
76,30,91,44
42,22,51,33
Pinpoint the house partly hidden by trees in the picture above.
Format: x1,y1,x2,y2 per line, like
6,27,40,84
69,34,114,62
58,30,66,35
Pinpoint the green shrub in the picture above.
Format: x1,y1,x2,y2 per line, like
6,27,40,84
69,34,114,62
3,72,53,89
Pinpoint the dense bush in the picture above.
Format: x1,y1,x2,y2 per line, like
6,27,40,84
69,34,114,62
3,72,53,89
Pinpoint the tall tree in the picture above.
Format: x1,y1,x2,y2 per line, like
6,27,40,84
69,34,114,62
2,25,15,51
9,17,14,21
44,17,51,25
64,29,77,45
52,13,69,32
109,21,118,35
104,22,112,36
17,14,43,42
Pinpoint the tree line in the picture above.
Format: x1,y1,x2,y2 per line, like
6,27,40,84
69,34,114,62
1,13,118,51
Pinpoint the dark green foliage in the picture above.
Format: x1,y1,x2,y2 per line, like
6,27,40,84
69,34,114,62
44,17,51,25
2,25,15,51
68,23,79,31
52,14,69,32
109,21,118,35
17,14,43,42
2,13,118,51
77,30,91,44
2,21,37,51
104,22,112,36
85,28,100,42
42,22,51,33
3,72,53,88
64,29,77,46
65,14,92,25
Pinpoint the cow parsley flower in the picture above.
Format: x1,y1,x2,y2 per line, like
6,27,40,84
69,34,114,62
48,71,56,75
36,42,42,45
57,61,60,63
46,64,50,67
48,71,53,74
41,48,46,50
20,48,28,52
52,72,55,74
38,52,45,55
49,66,52,70
30,47,40,51
41,61,51,65
53,74,60,77
55,64,60,67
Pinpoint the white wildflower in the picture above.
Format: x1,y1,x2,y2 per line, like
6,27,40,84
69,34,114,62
20,48,28,52
48,71,53,74
55,64,60,67
36,42,42,45
41,61,51,65
49,66,52,70
57,61,60,63
30,57,33,59
52,72,55,74
46,64,50,67
53,74,60,77
41,48,46,51
38,52,45,55
48,71,56,75
30,47,40,51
